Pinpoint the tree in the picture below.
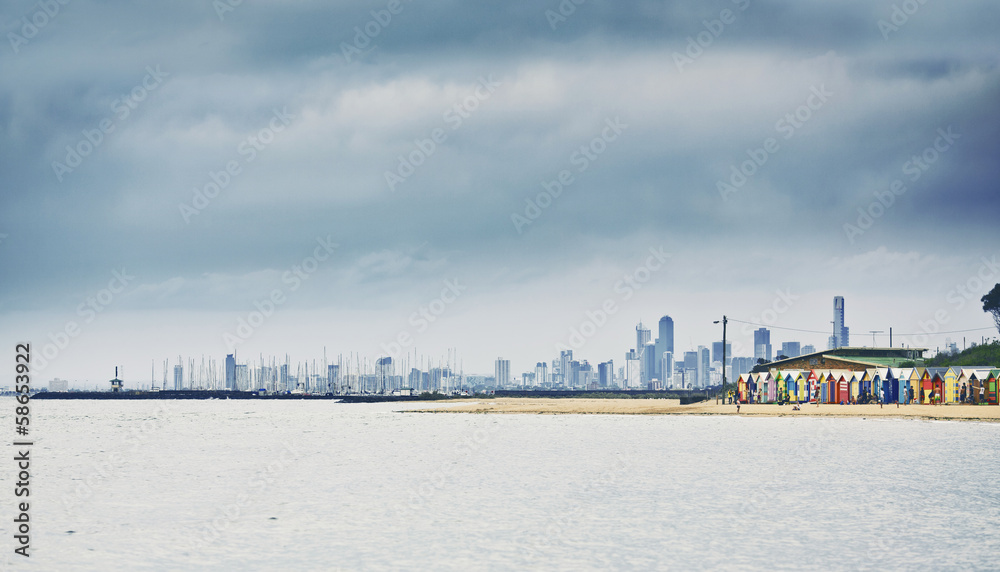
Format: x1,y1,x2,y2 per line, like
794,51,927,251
983,283,1000,335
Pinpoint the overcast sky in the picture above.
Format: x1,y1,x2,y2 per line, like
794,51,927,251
2,0,999,386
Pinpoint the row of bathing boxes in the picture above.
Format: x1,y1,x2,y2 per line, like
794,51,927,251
736,366,999,404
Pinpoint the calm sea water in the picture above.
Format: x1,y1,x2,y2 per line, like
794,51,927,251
7,400,1000,570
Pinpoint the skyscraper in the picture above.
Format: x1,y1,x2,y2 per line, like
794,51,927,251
598,361,613,387
559,350,573,386
802,344,817,355
225,354,236,390
327,364,340,392
636,322,651,355
625,350,641,389
642,342,657,383
754,328,772,362
173,364,183,390
661,351,674,387
698,346,710,387
495,358,510,388
711,341,732,365
535,362,548,386
831,296,850,348
654,315,674,378
780,342,801,359
235,364,248,391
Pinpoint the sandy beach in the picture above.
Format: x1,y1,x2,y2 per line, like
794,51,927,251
411,398,1000,421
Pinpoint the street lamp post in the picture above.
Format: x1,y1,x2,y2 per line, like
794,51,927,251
714,316,727,404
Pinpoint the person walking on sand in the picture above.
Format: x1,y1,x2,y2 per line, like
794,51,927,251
980,384,985,404
961,383,967,404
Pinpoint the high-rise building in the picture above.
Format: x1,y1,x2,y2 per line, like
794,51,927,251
598,361,613,387
754,328,772,362
559,350,573,386
831,296,849,349
731,356,754,377
173,364,183,390
698,346,710,387
327,364,340,392
711,341,732,365
654,316,674,378
235,364,248,391
376,357,393,393
802,344,817,355
780,342,801,359
280,363,290,391
642,342,657,383
225,354,236,390
625,350,641,389
568,360,581,387
495,358,510,388
661,351,674,387
535,362,548,387
682,351,698,387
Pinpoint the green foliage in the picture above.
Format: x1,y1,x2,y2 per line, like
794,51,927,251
926,340,1000,367
899,360,916,368
983,283,1000,334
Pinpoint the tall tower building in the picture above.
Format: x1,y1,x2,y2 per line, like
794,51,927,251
639,342,655,384
495,358,510,388
625,350,641,389
225,354,236,390
535,362,548,387
636,322,651,356
598,361,613,387
654,316,674,378
754,328,772,362
698,346,710,387
833,296,849,348
711,341,732,365
661,351,674,387
173,364,183,390
559,350,573,386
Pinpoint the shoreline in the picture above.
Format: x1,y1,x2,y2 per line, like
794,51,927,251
409,398,1000,421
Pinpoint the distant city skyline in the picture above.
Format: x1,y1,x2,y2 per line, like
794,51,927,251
2,2,998,388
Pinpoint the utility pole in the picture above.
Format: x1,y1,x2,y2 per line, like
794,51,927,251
714,315,727,404
869,330,884,347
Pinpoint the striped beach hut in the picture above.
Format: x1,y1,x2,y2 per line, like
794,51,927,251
944,367,962,403
807,370,820,403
